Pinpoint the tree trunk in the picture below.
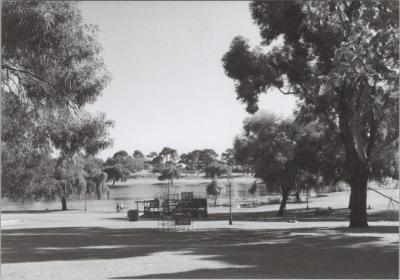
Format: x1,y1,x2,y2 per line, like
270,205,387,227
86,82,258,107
61,196,67,210
60,181,68,210
348,191,353,209
277,191,288,216
214,195,217,206
341,130,369,227
337,86,370,228
348,157,369,227
295,191,301,202
306,188,309,210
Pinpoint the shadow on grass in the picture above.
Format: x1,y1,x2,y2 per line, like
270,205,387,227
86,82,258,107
1,209,78,214
204,208,399,222
104,217,129,221
104,208,399,225
2,222,398,278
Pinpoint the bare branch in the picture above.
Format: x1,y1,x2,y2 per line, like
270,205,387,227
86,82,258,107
278,88,296,95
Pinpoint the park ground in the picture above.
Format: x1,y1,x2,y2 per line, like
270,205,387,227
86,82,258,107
1,178,399,279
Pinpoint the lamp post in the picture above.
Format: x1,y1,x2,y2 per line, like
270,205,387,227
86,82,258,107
84,181,88,212
306,186,309,210
166,181,170,213
227,168,233,225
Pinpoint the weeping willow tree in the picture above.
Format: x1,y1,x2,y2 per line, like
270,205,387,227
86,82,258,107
50,112,113,210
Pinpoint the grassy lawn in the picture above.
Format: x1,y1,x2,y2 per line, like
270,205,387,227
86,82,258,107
2,222,398,279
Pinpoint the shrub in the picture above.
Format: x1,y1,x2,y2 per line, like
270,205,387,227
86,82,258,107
248,180,257,195
127,209,139,221
268,197,281,205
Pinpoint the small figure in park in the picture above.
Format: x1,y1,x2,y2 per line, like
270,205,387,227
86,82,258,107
120,202,124,212
116,201,120,213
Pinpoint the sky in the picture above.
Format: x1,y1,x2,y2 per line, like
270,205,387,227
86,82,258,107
79,1,297,159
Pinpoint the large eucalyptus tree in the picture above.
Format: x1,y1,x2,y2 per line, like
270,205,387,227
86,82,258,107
1,1,113,204
222,0,399,227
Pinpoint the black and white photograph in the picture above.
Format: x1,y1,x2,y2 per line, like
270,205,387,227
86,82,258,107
1,1,399,279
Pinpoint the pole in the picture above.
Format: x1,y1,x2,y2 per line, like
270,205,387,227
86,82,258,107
368,187,399,204
228,170,232,225
306,188,309,210
84,186,87,212
167,182,170,213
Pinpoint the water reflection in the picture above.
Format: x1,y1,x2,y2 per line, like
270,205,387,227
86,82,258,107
1,176,270,212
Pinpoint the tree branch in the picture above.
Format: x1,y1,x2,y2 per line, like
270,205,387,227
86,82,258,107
299,84,339,137
338,0,350,37
366,107,377,160
351,80,369,163
278,88,296,95
2,63,49,85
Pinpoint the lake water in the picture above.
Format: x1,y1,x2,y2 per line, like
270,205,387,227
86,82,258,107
1,175,273,212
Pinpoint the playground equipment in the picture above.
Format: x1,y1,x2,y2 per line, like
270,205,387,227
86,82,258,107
158,212,193,232
134,191,208,231
134,199,160,217
136,192,208,218
368,187,399,210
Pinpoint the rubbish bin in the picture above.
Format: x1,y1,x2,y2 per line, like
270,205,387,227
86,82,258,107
127,209,139,221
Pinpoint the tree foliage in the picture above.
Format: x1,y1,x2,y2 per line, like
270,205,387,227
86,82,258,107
233,136,254,174
221,148,237,166
238,111,345,215
50,113,113,209
158,166,180,185
133,150,144,158
104,149,144,183
1,2,113,206
204,161,227,179
146,151,158,160
159,147,178,163
1,142,54,200
248,180,258,195
50,112,113,158
2,1,110,110
206,179,225,206
103,165,125,186
113,150,129,159
151,155,164,173
179,150,200,173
